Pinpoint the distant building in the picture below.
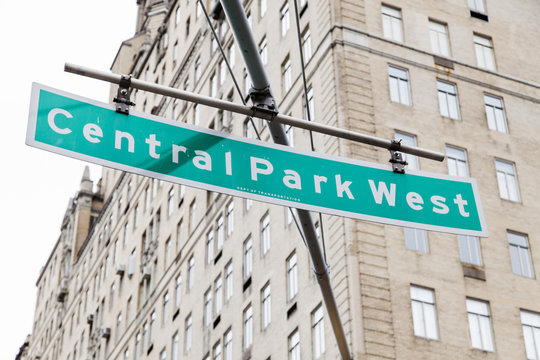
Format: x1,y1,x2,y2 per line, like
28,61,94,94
25,0,540,359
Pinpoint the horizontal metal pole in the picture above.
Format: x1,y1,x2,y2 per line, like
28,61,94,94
65,63,445,162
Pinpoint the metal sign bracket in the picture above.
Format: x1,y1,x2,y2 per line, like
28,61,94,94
248,86,278,121
389,139,408,174
113,75,135,114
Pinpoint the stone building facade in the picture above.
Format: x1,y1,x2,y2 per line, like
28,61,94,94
25,0,540,359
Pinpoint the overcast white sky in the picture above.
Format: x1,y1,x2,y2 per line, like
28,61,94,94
0,1,137,357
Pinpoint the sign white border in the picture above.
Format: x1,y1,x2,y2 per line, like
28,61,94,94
27,83,488,237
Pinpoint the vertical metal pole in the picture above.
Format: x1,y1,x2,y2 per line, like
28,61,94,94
220,1,353,359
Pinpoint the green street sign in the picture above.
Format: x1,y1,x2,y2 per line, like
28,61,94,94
27,83,487,236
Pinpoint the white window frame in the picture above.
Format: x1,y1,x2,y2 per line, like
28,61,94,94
508,231,534,278
381,5,403,42
243,305,253,349
287,252,298,300
312,305,325,358
302,26,312,62
405,228,428,253
474,34,495,70
458,235,482,266
261,283,271,329
468,0,487,14
394,131,418,169
244,237,253,279
288,329,300,360
226,201,234,236
283,56,292,93
215,275,223,316
484,94,507,133
521,310,540,360
185,314,192,352
410,285,439,340
429,20,450,57
204,288,213,327
259,36,268,65
437,80,460,119
280,2,290,36
466,298,495,351
261,213,270,256
206,229,215,264
224,328,233,360
225,261,233,301
388,65,411,106
446,145,469,177
495,159,520,202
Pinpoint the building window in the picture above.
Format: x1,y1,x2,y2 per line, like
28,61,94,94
244,236,253,279
302,26,312,62
388,65,411,105
228,42,235,67
204,288,213,327
474,34,495,70
206,230,215,264
261,213,270,256
175,6,181,25
458,235,482,266
219,59,227,85
394,131,418,170
195,57,201,82
287,252,298,300
484,94,507,133
259,36,268,65
173,42,178,64
216,215,224,251
495,159,520,202
224,328,233,360
312,305,325,358
172,332,180,360
303,87,314,121
381,5,403,42
446,146,469,177
508,231,534,278
282,56,292,93
162,292,169,324
429,20,450,56
194,104,200,126
261,283,271,329
185,314,192,352
187,255,195,290
160,349,166,360
410,285,439,340
177,219,184,251
116,312,122,343
225,261,233,301
243,305,253,350
215,275,223,315
165,237,172,268
189,200,197,233
210,73,217,97
173,99,180,120
281,2,290,36
467,298,494,351
260,0,267,17
468,0,486,14
437,80,460,119
521,310,540,360
213,342,222,360
405,228,428,253
289,329,300,360
175,274,182,309
226,201,234,236
150,311,156,344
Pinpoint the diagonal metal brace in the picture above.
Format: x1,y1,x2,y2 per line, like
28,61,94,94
113,75,135,114
389,139,408,174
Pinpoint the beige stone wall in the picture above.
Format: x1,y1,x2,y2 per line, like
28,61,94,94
27,0,540,359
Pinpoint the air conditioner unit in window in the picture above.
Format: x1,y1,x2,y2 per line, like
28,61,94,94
116,264,126,276
101,327,111,339
128,256,136,277
35,350,43,359
87,314,94,325
141,266,151,282
56,281,68,303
